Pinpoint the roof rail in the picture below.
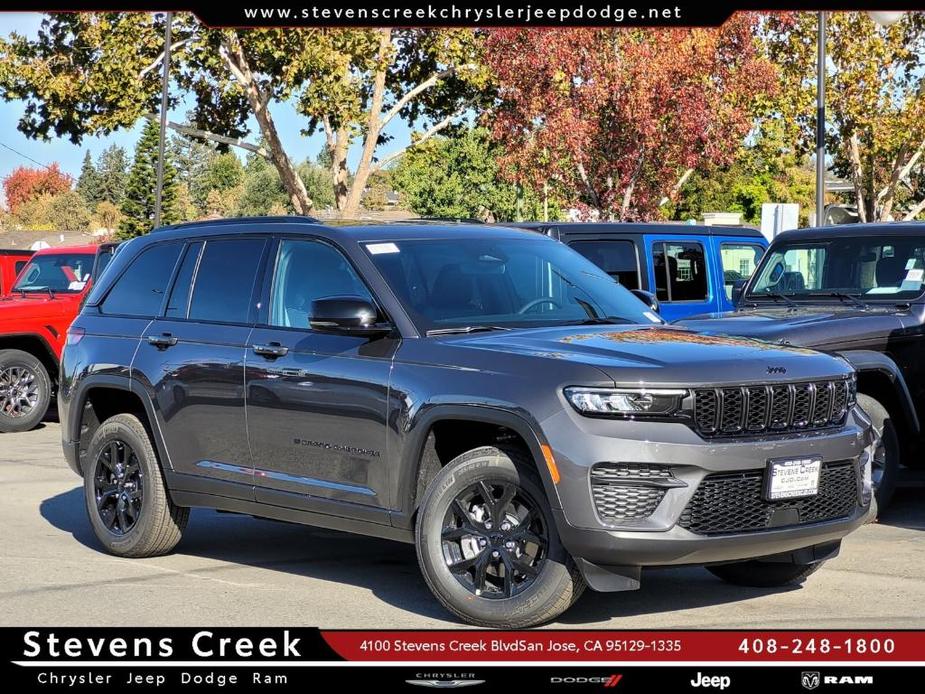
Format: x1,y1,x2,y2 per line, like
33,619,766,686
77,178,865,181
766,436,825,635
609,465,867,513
151,215,321,233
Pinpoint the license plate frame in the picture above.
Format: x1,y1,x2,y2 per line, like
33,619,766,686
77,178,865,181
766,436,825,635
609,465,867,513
765,456,822,501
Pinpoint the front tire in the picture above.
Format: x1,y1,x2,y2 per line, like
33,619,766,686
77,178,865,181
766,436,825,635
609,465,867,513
0,349,51,433
707,560,824,587
415,445,584,628
856,393,898,511
83,413,188,557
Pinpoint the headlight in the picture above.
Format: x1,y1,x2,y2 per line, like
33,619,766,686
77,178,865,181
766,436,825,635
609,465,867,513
564,387,688,417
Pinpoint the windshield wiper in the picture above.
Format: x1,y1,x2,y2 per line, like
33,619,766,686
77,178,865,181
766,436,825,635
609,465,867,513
567,317,633,326
426,325,512,336
820,291,869,310
749,290,798,308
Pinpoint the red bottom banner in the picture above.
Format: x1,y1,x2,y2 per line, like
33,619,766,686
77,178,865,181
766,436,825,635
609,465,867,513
321,630,923,662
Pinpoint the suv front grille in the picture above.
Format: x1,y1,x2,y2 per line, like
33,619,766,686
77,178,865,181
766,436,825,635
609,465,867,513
693,379,853,437
590,463,673,523
677,461,859,535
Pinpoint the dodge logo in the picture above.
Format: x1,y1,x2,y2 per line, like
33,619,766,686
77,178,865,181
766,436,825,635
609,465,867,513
801,672,820,690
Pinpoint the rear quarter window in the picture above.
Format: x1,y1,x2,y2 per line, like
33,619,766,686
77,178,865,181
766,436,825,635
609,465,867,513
100,243,184,317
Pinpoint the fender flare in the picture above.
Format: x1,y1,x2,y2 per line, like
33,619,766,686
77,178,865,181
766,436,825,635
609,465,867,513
837,349,920,435
392,403,561,529
69,374,173,471
0,332,59,373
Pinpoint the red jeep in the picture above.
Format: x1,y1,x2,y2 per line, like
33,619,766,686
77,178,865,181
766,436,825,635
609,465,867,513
0,243,117,432
0,249,34,296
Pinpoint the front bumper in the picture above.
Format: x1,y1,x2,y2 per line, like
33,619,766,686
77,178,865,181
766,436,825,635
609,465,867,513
540,404,875,573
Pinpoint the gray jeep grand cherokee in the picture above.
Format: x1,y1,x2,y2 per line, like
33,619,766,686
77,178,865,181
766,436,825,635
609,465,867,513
60,218,876,628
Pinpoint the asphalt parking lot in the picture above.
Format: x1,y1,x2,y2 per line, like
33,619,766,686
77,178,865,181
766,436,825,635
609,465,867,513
2,420,924,629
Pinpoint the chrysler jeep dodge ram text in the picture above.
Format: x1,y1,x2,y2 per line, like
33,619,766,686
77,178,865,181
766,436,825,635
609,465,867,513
60,218,876,627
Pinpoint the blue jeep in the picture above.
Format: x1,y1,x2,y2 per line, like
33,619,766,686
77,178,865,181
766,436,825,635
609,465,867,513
507,223,768,321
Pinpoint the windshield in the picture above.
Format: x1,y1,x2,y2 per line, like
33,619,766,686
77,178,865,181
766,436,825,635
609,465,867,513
748,235,925,302
11,253,95,294
364,236,661,332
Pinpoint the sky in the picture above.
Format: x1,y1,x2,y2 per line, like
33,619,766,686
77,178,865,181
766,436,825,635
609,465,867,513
0,12,413,196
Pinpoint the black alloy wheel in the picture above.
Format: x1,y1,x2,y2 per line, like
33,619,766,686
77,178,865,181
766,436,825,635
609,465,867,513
441,479,549,599
93,440,144,536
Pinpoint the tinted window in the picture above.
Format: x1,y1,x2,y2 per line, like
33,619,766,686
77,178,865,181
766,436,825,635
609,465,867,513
269,240,373,328
165,242,203,319
14,260,28,276
749,235,925,300
570,240,639,289
189,239,265,324
652,241,708,302
101,243,183,317
365,237,659,332
12,252,96,294
720,243,764,300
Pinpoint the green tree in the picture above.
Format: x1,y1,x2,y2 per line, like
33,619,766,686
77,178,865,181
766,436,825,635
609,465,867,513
119,120,179,238
48,190,92,231
762,12,925,221
0,15,490,217
93,200,122,231
391,126,553,221
235,153,288,216
76,151,102,206
96,144,129,205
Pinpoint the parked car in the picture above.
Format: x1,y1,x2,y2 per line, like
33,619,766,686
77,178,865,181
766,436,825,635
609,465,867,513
504,222,768,320
60,218,874,628
678,222,925,509
0,249,34,296
0,243,117,432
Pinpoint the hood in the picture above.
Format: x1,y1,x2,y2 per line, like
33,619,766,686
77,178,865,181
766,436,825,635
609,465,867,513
676,304,909,351
0,292,81,322
444,324,852,387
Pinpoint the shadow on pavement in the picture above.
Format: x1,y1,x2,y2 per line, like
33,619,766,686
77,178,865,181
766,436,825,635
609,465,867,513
39,485,819,626
873,488,925,531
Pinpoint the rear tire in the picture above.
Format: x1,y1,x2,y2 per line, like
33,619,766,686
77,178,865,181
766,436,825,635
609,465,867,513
416,445,584,628
0,349,51,433
707,560,824,587
856,393,898,511
83,413,188,557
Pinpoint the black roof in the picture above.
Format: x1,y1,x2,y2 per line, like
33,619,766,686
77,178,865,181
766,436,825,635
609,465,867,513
505,221,765,238
146,217,541,244
773,221,925,242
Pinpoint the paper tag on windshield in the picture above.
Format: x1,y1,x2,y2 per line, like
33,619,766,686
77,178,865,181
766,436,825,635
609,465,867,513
68,281,87,291
643,311,662,323
366,242,399,255
905,268,924,284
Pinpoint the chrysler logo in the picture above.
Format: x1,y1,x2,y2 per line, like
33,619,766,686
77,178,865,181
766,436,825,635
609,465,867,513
767,366,787,375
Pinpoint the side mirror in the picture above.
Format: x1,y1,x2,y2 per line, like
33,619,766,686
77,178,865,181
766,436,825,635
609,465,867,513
731,279,748,305
631,289,660,314
309,296,392,337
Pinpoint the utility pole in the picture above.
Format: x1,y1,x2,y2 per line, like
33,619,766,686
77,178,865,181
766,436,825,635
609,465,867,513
815,11,826,227
154,12,173,229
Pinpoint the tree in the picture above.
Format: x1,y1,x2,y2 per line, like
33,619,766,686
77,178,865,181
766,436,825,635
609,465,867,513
762,12,925,221
119,119,179,237
0,14,490,217
93,200,122,231
2,163,72,214
391,126,553,221
76,151,102,206
483,17,778,220
96,144,129,205
48,190,92,231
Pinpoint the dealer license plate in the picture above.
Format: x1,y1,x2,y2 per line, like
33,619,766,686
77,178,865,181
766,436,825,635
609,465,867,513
766,457,822,501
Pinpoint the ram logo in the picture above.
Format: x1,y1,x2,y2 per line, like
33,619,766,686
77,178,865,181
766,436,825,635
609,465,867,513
801,672,820,690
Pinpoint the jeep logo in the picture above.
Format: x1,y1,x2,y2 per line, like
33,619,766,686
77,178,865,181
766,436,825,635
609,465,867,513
767,366,787,375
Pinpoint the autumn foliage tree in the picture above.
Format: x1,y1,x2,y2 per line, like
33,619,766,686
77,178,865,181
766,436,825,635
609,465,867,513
2,163,72,214
483,16,778,220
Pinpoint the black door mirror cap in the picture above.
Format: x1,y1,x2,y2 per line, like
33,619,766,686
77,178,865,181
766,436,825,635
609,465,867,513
630,288,660,314
309,296,393,336
731,279,748,305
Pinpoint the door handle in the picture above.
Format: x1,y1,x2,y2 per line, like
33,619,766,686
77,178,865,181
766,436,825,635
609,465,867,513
253,343,289,358
147,333,178,349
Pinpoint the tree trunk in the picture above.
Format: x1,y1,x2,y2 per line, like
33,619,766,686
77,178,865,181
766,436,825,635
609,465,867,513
341,29,391,219
848,132,868,223
219,31,313,215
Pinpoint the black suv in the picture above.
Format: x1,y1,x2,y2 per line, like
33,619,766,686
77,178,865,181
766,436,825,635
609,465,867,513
680,222,925,510
60,218,875,627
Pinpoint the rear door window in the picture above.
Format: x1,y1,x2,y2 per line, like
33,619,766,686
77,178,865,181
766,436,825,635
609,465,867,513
188,238,266,324
652,241,708,302
100,242,183,317
569,240,640,289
